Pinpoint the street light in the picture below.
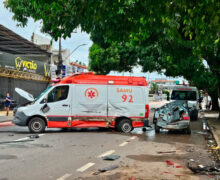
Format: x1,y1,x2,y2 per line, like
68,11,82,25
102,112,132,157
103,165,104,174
64,43,87,61
56,43,87,76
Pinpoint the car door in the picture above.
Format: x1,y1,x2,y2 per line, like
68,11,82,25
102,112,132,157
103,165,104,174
44,85,71,128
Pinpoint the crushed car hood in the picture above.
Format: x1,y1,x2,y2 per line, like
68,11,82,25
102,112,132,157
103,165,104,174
15,88,34,102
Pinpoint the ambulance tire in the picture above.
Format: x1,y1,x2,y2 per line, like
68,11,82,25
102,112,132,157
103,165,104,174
118,119,133,133
28,117,46,133
153,116,157,124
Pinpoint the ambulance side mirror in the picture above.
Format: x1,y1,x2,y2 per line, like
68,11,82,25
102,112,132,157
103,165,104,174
40,98,47,104
43,98,48,104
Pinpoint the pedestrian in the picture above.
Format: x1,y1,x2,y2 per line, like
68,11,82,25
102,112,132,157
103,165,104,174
4,92,11,116
204,92,211,110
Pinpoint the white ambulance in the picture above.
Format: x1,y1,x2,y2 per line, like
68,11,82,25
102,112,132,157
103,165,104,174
13,73,149,133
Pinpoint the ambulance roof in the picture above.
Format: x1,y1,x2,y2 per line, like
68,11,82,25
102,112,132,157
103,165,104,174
57,72,147,86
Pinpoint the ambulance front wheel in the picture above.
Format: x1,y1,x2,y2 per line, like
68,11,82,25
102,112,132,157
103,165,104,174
117,119,133,133
28,117,46,133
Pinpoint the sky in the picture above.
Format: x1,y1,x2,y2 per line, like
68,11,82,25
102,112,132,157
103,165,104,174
0,0,185,81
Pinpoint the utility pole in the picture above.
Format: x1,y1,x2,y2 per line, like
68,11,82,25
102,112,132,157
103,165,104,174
57,37,63,76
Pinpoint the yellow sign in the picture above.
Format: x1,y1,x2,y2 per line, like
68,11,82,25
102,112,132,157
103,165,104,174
44,63,49,77
15,57,37,71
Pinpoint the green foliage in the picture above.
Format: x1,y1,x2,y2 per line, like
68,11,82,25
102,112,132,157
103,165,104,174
5,0,219,109
150,83,159,94
89,42,137,74
162,89,170,97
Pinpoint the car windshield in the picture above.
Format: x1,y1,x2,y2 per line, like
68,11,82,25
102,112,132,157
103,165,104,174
35,86,53,101
171,91,197,101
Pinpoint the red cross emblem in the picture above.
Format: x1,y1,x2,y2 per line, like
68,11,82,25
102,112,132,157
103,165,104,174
85,88,99,100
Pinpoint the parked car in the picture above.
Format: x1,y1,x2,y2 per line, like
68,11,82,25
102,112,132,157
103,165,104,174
0,94,17,110
153,100,191,134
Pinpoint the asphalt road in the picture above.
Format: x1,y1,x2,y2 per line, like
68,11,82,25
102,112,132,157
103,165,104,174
0,101,213,180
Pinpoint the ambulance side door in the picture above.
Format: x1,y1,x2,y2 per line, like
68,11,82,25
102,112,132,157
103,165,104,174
72,84,108,120
44,85,72,127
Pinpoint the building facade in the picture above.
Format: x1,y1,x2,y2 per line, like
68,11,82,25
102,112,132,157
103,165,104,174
0,25,51,106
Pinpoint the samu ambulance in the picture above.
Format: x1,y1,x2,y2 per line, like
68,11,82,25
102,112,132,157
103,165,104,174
13,72,149,133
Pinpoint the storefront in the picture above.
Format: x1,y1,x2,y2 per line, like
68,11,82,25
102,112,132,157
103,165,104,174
0,25,51,107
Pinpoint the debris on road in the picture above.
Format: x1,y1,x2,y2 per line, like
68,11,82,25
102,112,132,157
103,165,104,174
175,165,183,168
186,146,195,152
157,151,176,154
194,131,209,135
210,146,220,150
187,161,220,175
99,165,119,172
166,160,174,166
28,134,39,139
164,171,172,174
102,155,120,161
93,165,119,175
0,139,34,144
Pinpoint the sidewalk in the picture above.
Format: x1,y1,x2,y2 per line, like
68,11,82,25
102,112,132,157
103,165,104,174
205,111,220,146
0,111,13,122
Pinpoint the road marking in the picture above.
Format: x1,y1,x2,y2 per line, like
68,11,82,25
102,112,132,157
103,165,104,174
77,162,95,172
119,141,128,147
98,150,115,158
130,136,136,140
14,137,29,141
14,134,45,142
57,173,72,180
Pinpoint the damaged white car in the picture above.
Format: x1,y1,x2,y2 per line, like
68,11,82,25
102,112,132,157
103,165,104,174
153,101,191,134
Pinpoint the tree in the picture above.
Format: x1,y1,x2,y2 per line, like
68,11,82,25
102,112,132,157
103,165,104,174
89,42,137,74
88,38,219,111
5,0,219,116
150,83,159,94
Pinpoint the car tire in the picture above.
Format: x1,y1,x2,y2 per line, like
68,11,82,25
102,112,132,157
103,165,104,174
117,119,133,133
28,117,46,133
185,126,191,134
153,114,157,124
190,110,198,121
155,124,160,133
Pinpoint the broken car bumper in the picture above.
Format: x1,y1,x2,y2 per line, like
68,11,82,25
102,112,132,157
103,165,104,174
13,111,29,126
157,120,189,130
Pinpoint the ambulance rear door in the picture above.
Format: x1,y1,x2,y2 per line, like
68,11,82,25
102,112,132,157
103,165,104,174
107,86,145,118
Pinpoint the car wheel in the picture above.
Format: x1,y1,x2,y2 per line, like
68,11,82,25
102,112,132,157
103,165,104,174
155,124,160,133
28,117,46,133
190,110,198,121
153,114,157,124
185,126,191,134
117,119,132,133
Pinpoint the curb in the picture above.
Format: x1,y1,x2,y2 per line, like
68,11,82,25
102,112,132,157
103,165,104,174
206,119,220,147
0,120,12,123
0,121,14,128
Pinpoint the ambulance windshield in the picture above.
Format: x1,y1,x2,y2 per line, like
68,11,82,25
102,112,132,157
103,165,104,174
35,86,52,101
